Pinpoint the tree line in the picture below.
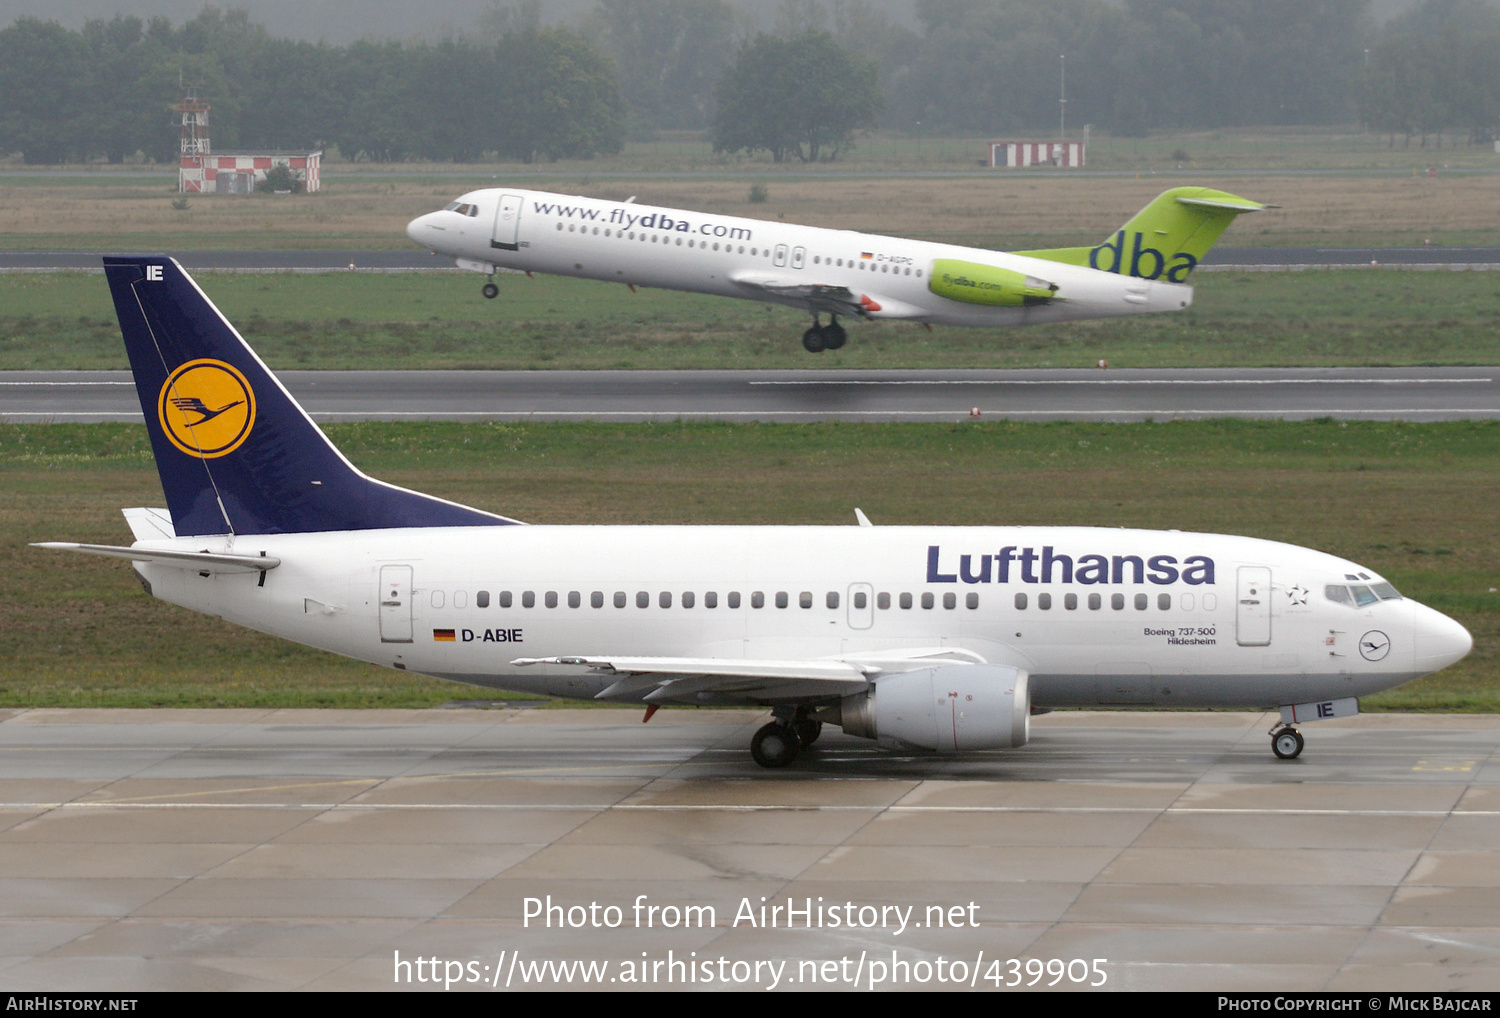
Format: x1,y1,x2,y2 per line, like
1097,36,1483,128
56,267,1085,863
0,8,624,163
1,0,1496,166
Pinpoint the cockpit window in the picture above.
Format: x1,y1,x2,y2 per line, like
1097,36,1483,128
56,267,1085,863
444,201,461,211
1326,582,1402,607
443,202,480,216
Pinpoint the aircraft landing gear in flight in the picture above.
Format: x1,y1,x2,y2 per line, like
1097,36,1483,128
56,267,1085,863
1271,725,1305,759
801,315,847,353
750,708,821,767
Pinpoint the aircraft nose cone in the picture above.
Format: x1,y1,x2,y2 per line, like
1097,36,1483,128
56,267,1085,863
406,213,432,246
1412,601,1472,674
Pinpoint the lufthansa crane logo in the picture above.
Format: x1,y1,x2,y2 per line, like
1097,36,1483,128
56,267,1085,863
157,359,256,459
1359,630,1391,662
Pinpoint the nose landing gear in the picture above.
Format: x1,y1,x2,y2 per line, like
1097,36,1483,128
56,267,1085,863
801,315,847,354
1271,725,1304,759
482,280,499,299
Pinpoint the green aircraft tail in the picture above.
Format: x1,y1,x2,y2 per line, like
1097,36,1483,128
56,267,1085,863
1018,186,1267,283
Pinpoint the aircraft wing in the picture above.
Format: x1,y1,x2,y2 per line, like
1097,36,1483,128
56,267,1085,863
511,647,987,704
31,543,280,574
728,270,925,320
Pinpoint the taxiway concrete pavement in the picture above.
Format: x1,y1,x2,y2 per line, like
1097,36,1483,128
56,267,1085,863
4,367,1496,423
0,707,1496,991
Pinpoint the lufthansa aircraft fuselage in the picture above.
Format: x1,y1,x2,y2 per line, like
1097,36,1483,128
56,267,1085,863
43,257,1468,768
132,523,1465,713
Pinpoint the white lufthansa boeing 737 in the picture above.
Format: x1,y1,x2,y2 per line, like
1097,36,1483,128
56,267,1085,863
406,185,1267,352
38,257,1470,768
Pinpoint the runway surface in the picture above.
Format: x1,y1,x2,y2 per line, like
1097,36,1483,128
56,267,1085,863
0,707,1495,991
3,246,1499,272
4,367,1496,423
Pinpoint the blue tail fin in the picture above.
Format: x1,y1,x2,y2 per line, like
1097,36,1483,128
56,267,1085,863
103,256,519,536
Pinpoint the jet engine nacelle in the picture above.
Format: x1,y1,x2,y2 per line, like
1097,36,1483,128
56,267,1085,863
835,665,1030,753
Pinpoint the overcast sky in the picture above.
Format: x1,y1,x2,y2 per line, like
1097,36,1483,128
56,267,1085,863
0,0,1433,44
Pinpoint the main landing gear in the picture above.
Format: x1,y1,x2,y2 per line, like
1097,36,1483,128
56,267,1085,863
1270,724,1305,759
482,279,499,299
750,707,823,768
801,315,847,354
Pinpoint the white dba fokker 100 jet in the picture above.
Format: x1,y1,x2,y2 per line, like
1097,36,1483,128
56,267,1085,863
41,257,1469,768
407,185,1267,352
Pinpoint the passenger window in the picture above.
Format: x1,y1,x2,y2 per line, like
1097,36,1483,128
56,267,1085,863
1182,593,1195,611
636,591,649,608
826,591,839,609
682,591,695,608
799,592,812,609
899,593,913,609
1112,593,1125,610
522,591,535,608
728,592,741,608
500,591,512,608
430,590,444,609
853,592,866,609
752,592,765,608
454,590,467,609
1038,593,1052,610
1089,593,1102,610
568,591,580,608
1158,593,1170,610
1135,593,1147,610
660,591,672,608
921,592,934,609
476,590,490,608
878,592,890,610
613,591,626,608
1014,593,1027,610
943,592,956,609
1204,593,1218,611
1065,593,1077,610
965,593,978,609
705,592,718,609
776,592,788,608
591,591,604,608
544,591,557,608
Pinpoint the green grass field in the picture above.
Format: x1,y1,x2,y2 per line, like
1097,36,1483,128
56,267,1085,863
3,419,1495,711
4,268,1499,370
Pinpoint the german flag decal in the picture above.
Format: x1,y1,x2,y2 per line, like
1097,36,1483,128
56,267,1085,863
433,629,456,642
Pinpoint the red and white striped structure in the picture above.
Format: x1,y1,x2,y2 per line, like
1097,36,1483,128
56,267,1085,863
989,140,1086,168
180,151,323,194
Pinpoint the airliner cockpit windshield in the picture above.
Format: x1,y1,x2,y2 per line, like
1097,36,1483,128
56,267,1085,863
1325,582,1402,607
443,201,480,217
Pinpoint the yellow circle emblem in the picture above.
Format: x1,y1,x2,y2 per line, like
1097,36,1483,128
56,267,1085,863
157,359,256,459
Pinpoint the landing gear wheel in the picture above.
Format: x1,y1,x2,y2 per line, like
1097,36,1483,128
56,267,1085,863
482,282,499,299
794,719,822,746
1272,728,1304,760
751,723,801,768
802,327,825,353
822,322,847,350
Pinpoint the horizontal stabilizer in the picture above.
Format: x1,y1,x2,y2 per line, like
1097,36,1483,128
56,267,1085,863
32,542,280,574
